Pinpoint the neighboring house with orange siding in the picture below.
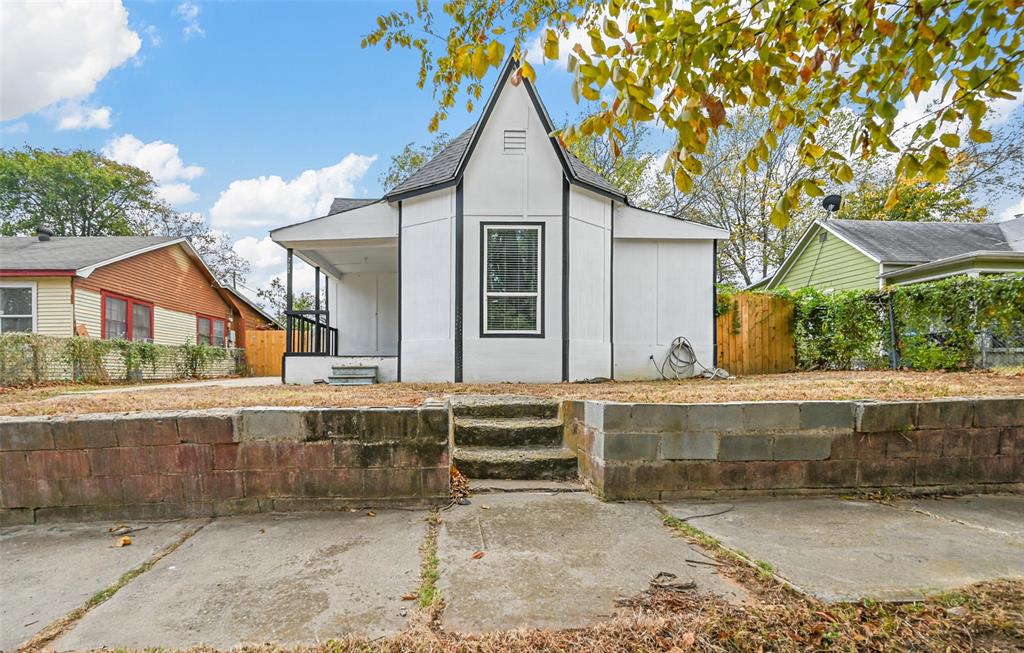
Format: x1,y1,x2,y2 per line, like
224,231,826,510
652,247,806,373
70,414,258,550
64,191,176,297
0,233,276,347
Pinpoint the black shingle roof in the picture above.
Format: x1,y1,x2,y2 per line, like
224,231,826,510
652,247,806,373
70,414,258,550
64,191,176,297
0,236,179,271
327,198,379,215
825,219,1016,263
386,127,476,198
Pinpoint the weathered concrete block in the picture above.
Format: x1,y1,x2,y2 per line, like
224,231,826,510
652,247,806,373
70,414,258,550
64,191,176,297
686,404,743,432
687,461,750,490
915,457,974,486
999,427,1022,456
177,411,236,444
804,460,858,488
0,508,35,527
51,417,118,449
25,449,89,479
0,419,54,451
603,432,659,461
917,399,973,430
660,432,718,460
744,461,807,489
885,432,921,459
972,456,1018,483
630,403,687,432
416,407,449,442
237,408,308,441
583,401,605,431
114,415,180,447
633,461,687,493
971,428,1002,457
742,402,800,430
857,402,917,433
773,434,831,460
973,398,1024,428
830,432,887,460
0,451,29,480
857,459,915,487
602,403,634,433
718,434,772,461
800,402,856,430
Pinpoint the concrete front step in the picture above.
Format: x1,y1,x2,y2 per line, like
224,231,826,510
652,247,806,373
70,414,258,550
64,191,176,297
454,416,563,447
449,395,560,420
328,366,378,386
454,445,578,481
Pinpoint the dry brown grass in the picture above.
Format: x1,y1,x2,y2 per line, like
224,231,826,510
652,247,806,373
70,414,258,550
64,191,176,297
51,579,1024,653
2,369,1022,417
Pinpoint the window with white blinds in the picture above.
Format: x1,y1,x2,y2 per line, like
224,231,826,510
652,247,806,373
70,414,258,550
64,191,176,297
482,224,542,335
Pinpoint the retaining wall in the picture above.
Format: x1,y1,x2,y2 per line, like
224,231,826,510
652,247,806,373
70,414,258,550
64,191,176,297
0,402,449,525
570,397,1024,499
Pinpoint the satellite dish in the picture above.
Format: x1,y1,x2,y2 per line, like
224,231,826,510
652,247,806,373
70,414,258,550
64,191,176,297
822,194,842,213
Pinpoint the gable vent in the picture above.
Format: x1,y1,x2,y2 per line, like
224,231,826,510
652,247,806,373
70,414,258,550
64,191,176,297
503,129,526,153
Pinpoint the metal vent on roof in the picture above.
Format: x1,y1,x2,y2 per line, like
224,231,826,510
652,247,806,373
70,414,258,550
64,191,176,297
503,129,526,153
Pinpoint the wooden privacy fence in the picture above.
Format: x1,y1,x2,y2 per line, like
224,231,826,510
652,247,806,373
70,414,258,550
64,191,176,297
715,292,796,375
245,330,285,376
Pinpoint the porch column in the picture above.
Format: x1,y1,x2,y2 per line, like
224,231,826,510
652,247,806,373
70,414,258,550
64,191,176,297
285,248,293,353
314,265,321,352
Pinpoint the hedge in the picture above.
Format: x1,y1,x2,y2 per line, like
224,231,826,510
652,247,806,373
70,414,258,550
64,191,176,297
719,273,1024,371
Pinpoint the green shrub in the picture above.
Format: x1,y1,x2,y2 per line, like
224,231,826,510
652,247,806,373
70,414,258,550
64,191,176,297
176,342,228,378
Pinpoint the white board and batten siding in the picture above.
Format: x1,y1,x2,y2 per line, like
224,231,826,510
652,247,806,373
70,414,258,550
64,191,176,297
459,76,566,383
400,189,456,382
568,186,613,381
332,272,398,356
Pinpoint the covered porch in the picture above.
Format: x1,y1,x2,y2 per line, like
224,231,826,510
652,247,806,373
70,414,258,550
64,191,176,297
270,200,400,384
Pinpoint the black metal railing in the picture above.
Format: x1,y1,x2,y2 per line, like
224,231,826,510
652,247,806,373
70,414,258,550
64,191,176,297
285,310,338,355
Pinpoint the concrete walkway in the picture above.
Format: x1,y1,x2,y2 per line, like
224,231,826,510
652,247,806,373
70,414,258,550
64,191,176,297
1,493,1021,650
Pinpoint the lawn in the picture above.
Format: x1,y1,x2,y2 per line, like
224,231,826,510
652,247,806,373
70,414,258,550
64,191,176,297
1,369,1022,417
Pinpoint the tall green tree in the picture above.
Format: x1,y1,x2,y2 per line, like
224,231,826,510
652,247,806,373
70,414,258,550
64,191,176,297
0,147,169,236
378,132,453,190
365,0,1023,226
566,114,659,201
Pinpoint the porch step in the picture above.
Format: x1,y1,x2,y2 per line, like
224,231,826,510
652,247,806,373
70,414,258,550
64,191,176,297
328,366,378,386
453,445,578,481
454,416,563,447
449,395,560,420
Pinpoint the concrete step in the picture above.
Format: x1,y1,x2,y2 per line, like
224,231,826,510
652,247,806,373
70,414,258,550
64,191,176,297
327,376,375,386
454,416,563,447
331,366,377,378
453,445,578,481
449,395,560,420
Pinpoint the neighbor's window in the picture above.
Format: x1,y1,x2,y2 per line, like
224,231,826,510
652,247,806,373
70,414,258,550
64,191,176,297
0,284,35,333
102,292,152,341
197,314,227,347
482,224,542,335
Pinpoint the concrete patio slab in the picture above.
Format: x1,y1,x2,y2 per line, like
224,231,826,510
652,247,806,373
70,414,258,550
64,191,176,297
0,519,201,652
52,510,426,650
665,496,1024,602
896,494,1024,539
437,492,748,633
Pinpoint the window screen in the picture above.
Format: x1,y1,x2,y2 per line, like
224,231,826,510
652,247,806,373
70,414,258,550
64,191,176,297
132,303,152,342
197,316,211,345
0,286,33,333
483,225,542,334
105,297,128,340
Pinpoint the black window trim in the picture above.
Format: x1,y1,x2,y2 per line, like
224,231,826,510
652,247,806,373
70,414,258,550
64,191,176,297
479,221,546,339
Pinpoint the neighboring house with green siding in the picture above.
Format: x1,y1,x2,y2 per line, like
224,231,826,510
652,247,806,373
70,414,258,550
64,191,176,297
752,217,1024,291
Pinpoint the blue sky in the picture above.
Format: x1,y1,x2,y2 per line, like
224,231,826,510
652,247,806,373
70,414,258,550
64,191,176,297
1,1,1021,298
0,1,592,297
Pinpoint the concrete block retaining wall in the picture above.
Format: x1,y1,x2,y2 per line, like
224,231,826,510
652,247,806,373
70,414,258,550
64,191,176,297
570,398,1024,499
0,402,450,525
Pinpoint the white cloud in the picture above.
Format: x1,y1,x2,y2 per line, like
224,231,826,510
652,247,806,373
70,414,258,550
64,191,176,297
1,122,29,134
233,236,286,269
143,25,162,47
53,101,112,130
175,1,205,39
102,134,205,205
0,1,140,121
999,196,1024,222
209,154,378,229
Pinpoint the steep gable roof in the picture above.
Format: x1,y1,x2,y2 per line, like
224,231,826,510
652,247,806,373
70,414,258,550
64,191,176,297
384,56,626,202
0,236,181,273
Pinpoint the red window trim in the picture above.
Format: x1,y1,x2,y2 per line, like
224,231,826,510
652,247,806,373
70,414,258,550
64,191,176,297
100,290,154,341
195,312,227,346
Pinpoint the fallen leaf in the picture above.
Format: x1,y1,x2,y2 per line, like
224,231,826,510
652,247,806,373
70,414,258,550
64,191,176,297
115,535,132,547
401,593,418,601
480,505,491,510
366,511,376,517
470,551,485,560
108,523,127,533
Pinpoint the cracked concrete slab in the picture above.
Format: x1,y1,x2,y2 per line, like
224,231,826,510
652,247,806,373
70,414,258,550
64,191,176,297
665,496,1024,602
0,520,202,652
895,494,1024,539
437,492,748,632
52,511,426,650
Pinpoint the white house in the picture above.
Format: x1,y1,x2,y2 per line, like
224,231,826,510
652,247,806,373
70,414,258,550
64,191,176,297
270,57,729,384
